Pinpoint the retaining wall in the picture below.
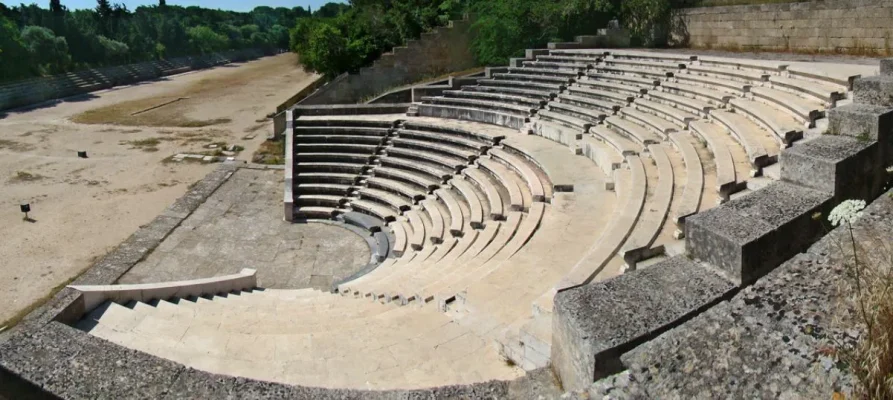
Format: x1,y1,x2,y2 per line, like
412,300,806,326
0,48,276,112
671,0,893,53
298,18,476,105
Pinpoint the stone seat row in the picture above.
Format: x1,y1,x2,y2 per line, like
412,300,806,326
419,57,803,187
342,201,547,306
291,119,502,221
417,63,586,129
548,73,787,179
418,57,764,220
553,48,850,103
591,57,832,124
292,118,552,266
543,49,837,123
331,122,572,306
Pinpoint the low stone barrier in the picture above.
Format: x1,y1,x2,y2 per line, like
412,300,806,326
70,269,257,313
292,103,411,117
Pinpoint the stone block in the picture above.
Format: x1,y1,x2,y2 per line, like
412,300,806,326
853,75,893,107
525,49,549,59
551,256,734,391
881,58,893,76
827,103,893,142
685,181,832,285
781,135,884,202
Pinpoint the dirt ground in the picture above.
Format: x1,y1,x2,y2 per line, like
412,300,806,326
0,54,319,327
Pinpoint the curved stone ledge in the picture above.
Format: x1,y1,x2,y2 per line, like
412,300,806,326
70,268,257,313
0,321,512,400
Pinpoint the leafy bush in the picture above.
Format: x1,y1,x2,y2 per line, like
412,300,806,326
0,15,31,81
469,0,617,66
20,25,71,74
187,26,229,54
290,1,461,78
621,0,671,46
97,35,129,64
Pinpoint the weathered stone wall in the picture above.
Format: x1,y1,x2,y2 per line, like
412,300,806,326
671,0,893,54
298,18,476,105
0,48,276,112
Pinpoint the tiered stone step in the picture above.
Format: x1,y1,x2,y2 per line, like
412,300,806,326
566,85,634,105
421,96,535,117
667,132,705,234
576,77,648,98
709,109,778,169
75,291,521,389
618,144,674,270
688,120,746,200
442,90,545,109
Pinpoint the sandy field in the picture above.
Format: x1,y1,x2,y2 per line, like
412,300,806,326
0,54,319,327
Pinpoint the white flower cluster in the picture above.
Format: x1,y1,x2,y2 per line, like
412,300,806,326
828,199,866,227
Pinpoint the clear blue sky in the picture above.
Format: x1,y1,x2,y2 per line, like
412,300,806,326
52,0,345,13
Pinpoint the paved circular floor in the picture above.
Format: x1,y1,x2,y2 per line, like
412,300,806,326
117,169,371,290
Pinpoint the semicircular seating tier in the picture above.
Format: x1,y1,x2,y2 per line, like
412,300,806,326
72,49,860,390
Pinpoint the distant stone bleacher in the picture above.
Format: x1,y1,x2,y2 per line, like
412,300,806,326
0,48,273,112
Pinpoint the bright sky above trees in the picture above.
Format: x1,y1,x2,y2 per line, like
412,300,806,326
58,0,346,13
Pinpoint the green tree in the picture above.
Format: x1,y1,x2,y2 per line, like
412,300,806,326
49,0,64,15
219,24,244,48
20,25,71,73
1,1,300,83
314,2,348,18
94,0,112,34
293,21,350,78
97,35,128,63
270,24,289,49
620,0,670,46
239,24,259,41
156,15,190,57
0,15,31,80
187,25,229,54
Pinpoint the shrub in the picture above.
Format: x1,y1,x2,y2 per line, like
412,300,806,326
621,0,671,46
187,26,229,54
21,25,71,74
97,35,129,64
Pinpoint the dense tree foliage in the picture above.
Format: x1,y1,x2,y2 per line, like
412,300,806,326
0,1,305,82
290,0,466,78
290,0,669,78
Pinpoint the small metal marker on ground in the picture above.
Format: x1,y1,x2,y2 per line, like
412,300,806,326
77,151,88,159
20,204,31,221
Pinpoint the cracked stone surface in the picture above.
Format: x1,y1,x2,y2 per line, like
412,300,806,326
609,189,893,398
118,168,370,290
